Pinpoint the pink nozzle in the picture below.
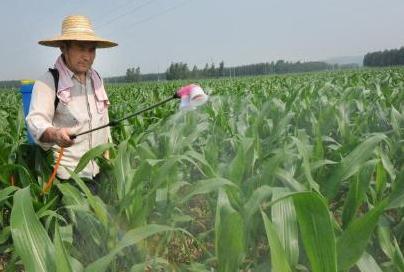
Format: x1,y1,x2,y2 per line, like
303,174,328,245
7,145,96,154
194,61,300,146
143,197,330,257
176,84,200,98
177,84,209,110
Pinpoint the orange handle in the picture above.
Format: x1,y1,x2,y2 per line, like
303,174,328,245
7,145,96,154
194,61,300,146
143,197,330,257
43,147,64,193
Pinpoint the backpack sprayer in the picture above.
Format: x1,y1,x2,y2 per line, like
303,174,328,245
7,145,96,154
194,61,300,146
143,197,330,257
20,82,209,193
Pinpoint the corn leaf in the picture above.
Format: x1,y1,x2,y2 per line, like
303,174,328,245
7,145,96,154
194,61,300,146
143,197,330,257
325,133,386,198
356,252,383,272
10,187,56,272
68,170,109,228
74,143,114,174
54,223,74,272
261,209,292,272
85,224,178,272
243,185,272,221
0,185,18,203
215,189,245,272
293,192,337,272
341,163,374,228
272,188,299,267
392,237,404,271
337,199,389,270
181,177,238,203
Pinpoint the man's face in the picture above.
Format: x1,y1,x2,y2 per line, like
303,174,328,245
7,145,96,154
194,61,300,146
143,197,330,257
62,41,96,74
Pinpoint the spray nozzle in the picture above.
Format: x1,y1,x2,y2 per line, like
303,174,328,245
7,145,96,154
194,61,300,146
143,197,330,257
176,84,209,110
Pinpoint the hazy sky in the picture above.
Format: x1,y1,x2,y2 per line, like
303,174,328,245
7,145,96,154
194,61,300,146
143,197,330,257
1,0,403,80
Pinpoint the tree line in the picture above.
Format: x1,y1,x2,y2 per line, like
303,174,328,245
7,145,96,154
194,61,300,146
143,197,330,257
0,58,360,88
165,60,342,80
0,80,20,89
105,59,358,83
363,47,404,67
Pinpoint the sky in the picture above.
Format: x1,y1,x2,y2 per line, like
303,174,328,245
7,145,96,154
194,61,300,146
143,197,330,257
0,0,403,80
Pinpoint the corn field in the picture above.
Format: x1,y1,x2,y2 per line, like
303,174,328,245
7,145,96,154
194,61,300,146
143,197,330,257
0,68,403,271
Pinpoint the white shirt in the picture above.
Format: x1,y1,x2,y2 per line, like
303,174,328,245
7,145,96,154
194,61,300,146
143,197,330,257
26,70,111,179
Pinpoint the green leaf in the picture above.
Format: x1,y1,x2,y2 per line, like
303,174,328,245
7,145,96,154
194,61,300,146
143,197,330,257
10,187,56,272
375,160,387,199
261,209,292,272
325,134,386,198
293,192,337,272
243,185,272,221
215,189,245,272
271,188,299,267
74,143,114,174
184,149,216,177
275,168,307,192
113,140,135,200
379,148,396,181
57,183,88,211
0,226,11,244
390,106,402,136
85,224,178,272
387,169,404,209
0,185,18,203
392,237,404,271
292,135,320,192
377,216,395,259
0,163,35,187
337,199,389,270
54,223,74,272
227,143,246,186
181,177,238,203
68,170,109,227
356,252,383,272
342,163,374,228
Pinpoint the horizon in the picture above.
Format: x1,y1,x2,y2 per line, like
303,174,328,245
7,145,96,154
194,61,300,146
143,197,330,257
1,0,403,81
0,56,364,82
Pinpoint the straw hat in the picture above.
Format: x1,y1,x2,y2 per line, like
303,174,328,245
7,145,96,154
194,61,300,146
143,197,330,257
38,15,118,48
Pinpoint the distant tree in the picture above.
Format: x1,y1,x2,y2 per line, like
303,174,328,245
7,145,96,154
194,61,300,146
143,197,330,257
275,60,286,73
398,47,404,64
0,80,19,88
191,65,199,78
202,63,209,77
166,62,190,80
125,67,141,82
135,67,141,81
219,61,225,77
363,47,404,67
126,68,135,82
209,63,216,77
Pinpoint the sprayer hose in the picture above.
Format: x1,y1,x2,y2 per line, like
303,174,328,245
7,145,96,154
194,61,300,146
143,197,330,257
43,147,64,193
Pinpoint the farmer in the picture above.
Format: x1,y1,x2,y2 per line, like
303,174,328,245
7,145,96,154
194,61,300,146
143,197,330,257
26,15,117,186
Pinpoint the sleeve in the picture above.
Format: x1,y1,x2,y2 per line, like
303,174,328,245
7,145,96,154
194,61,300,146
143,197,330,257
25,75,56,150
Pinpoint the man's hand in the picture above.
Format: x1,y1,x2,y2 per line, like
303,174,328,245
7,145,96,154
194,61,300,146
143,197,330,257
40,127,75,148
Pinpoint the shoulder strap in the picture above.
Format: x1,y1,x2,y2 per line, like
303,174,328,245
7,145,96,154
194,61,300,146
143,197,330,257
48,68,59,110
93,69,102,81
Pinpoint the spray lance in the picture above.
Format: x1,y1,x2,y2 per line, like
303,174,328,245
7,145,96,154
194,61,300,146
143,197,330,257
71,84,208,139
43,84,209,193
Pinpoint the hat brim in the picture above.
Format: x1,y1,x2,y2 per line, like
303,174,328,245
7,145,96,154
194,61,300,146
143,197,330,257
38,34,118,48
